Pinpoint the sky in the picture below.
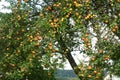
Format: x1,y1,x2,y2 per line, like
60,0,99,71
0,0,11,13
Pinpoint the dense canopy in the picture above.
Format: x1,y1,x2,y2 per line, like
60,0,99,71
0,0,120,80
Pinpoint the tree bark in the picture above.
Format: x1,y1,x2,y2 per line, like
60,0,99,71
65,50,82,80
55,32,82,80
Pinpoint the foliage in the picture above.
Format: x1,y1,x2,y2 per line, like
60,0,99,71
38,0,120,80
0,1,63,80
0,0,120,80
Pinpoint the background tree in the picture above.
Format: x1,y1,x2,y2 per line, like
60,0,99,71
0,0,120,80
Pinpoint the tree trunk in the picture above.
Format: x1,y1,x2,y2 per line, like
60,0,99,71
65,50,82,80
55,32,82,80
